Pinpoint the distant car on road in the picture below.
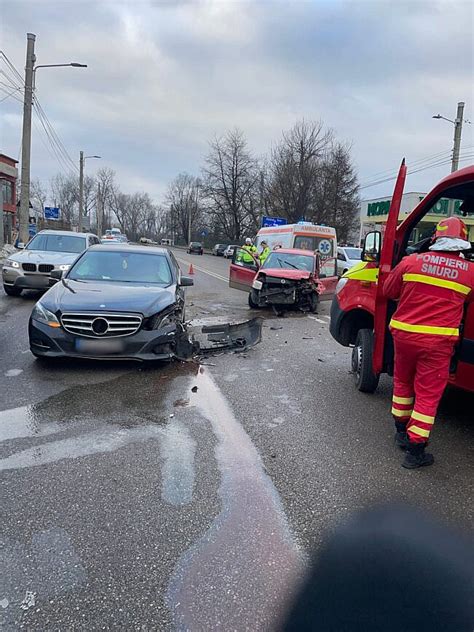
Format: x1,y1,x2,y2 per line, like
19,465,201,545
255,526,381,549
212,243,227,256
224,244,238,259
2,230,99,297
187,241,203,255
28,244,194,361
336,246,362,276
101,238,123,245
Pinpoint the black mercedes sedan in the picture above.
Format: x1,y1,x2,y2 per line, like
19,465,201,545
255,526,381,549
28,245,193,361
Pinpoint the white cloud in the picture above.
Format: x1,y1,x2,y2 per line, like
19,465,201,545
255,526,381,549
1,0,472,203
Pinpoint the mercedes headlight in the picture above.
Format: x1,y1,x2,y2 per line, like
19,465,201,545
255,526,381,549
5,259,20,269
59,264,70,271
31,302,61,328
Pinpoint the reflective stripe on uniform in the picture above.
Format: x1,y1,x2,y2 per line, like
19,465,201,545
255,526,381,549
407,424,430,438
391,407,413,418
390,318,459,337
411,410,435,425
392,395,414,405
402,273,471,296
343,261,379,282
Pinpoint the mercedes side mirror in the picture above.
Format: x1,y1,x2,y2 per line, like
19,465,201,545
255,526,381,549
180,276,194,287
362,231,382,263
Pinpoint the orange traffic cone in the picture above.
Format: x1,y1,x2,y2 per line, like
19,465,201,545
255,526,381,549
188,263,194,275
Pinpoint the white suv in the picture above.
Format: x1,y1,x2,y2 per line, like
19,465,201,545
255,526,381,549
2,230,99,296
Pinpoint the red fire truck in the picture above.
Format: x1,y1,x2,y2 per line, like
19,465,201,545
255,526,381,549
330,163,474,393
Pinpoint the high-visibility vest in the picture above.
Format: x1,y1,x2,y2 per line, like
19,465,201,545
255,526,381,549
240,245,257,263
259,246,271,264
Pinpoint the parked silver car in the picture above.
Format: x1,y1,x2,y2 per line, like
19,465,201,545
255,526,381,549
2,230,99,296
224,244,238,259
336,246,362,276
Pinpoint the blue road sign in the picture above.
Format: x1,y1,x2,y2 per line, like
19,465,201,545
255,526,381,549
44,206,60,220
201,229,208,237
262,216,287,228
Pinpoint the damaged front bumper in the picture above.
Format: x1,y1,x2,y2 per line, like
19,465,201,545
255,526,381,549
252,278,318,311
29,317,263,362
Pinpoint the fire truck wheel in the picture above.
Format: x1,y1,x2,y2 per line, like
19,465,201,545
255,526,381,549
352,329,380,393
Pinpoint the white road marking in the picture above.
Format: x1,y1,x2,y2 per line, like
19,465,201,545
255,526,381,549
309,316,327,324
176,257,228,283
5,369,23,377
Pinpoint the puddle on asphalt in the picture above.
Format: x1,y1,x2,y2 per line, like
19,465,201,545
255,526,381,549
166,368,303,631
0,362,198,507
0,406,60,442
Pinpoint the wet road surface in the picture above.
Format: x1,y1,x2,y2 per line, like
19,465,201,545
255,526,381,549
1,250,473,630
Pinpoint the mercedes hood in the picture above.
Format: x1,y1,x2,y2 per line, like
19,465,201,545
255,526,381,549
41,279,177,316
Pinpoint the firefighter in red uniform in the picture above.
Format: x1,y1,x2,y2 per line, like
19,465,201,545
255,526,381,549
383,217,474,469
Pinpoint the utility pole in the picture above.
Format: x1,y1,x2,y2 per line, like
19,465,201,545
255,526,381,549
0,180,4,248
447,102,464,218
19,33,36,245
78,150,84,232
451,101,465,174
97,182,102,237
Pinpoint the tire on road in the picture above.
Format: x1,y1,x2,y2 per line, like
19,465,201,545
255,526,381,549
352,328,380,393
248,291,259,309
3,284,22,297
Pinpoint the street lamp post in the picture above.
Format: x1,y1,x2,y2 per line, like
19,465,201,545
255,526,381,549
432,102,465,217
18,32,87,245
78,152,101,232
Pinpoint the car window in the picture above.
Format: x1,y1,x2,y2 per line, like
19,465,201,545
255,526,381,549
337,252,346,261
69,251,173,285
262,252,314,271
344,248,362,260
27,234,87,253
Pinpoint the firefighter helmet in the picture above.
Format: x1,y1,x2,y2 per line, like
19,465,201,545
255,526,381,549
434,217,468,241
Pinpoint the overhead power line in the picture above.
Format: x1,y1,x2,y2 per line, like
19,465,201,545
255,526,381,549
0,51,24,86
33,96,78,173
0,84,23,104
360,147,454,185
359,153,474,191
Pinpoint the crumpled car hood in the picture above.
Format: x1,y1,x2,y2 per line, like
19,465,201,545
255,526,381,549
260,268,312,281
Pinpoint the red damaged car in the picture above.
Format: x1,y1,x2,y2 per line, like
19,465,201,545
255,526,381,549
229,247,337,313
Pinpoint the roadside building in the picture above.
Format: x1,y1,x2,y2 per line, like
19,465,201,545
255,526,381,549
359,191,474,245
1,153,18,244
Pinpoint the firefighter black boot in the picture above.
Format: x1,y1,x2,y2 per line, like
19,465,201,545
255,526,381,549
394,421,409,450
402,442,434,469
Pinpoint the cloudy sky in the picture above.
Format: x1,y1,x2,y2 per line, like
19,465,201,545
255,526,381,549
1,0,473,205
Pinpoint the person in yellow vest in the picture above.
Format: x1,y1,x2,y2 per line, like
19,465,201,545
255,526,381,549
239,238,258,264
259,240,271,265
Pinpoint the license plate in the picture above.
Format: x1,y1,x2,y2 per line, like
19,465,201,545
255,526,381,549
75,338,125,355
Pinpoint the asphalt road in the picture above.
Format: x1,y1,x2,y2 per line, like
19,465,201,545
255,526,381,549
1,250,473,630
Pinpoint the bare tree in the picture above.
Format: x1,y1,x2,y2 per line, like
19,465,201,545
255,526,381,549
30,179,47,217
110,191,157,241
165,173,203,244
267,120,333,222
50,174,78,225
313,142,360,243
96,167,116,232
202,128,260,241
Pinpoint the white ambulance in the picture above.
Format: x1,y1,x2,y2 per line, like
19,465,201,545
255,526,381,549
255,222,338,294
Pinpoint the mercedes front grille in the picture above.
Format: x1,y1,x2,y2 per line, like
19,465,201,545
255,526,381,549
61,312,143,338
